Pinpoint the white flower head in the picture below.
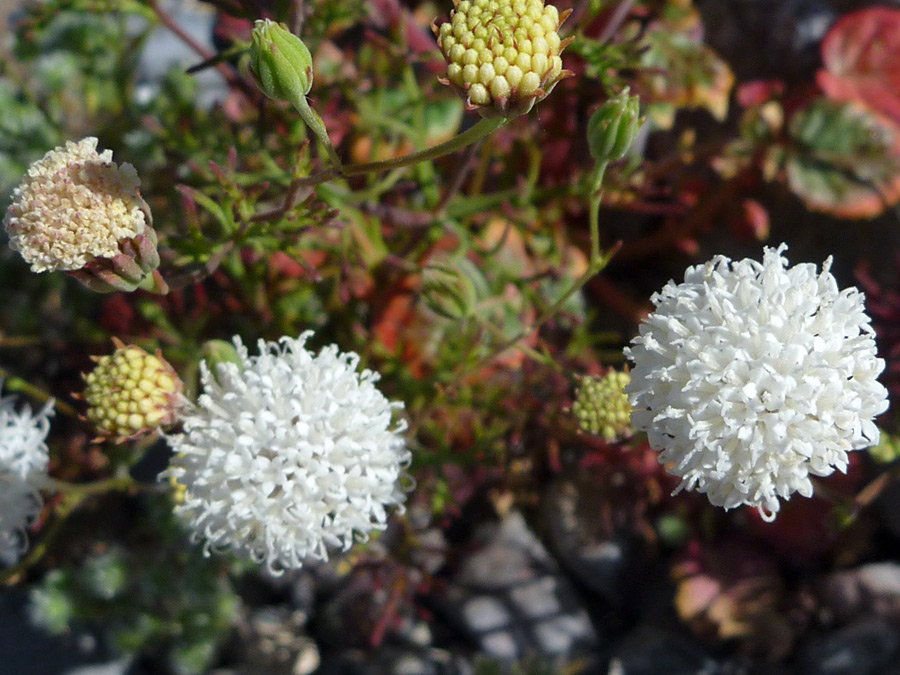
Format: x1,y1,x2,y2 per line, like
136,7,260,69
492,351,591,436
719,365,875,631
625,244,889,521
0,385,53,566
164,333,411,573
3,137,150,273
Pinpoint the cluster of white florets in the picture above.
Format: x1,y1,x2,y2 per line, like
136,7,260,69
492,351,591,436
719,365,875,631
3,137,149,273
625,245,889,520
0,386,53,566
163,333,411,573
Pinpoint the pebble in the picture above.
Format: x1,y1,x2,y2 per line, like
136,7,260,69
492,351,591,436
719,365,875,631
437,510,598,663
796,619,900,675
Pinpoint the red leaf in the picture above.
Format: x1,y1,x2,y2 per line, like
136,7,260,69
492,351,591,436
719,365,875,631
817,7,900,125
736,79,785,108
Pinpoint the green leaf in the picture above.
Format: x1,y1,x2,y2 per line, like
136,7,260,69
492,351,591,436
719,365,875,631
779,99,900,218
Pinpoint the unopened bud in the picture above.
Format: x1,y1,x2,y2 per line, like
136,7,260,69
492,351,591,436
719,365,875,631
434,0,574,119
200,339,243,381
587,88,643,162
422,255,491,321
572,370,632,441
250,19,313,104
82,339,183,442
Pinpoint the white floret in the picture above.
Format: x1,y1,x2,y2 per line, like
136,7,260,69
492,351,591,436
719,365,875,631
625,244,889,520
0,386,53,566
164,332,410,573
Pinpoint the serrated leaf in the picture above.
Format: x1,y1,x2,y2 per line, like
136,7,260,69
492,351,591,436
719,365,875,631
780,99,900,218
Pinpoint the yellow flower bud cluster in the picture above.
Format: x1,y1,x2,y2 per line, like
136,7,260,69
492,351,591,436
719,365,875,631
82,340,183,442
435,0,572,118
572,370,633,441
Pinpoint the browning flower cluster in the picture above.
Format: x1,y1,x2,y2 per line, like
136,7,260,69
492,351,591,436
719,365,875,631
4,137,151,274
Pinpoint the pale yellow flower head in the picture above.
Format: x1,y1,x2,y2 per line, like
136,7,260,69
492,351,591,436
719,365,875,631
572,370,633,441
82,339,183,442
434,0,573,118
4,137,150,273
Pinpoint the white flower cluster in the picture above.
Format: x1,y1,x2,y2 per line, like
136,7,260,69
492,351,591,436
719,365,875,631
164,333,411,573
0,385,53,565
3,137,149,272
625,245,889,521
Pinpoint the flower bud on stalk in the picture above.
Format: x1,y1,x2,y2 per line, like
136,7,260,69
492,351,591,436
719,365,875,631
80,339,183,443
3,138,166,294
249,19,342,169
249,18,313,103
587,88,643,163
422,256,490,321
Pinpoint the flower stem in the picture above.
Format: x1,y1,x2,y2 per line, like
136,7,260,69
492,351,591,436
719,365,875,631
50,475,140,503
248,117,506,221
340,117,506,177
291,94,343,170
0,369,77,418
0,475,139,584
478,161,615,357
442,160,618,388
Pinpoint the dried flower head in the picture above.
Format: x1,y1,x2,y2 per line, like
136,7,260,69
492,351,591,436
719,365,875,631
81,339,183,442
3,137,162,292
163,333,411,573
572,370,633,441
434,0,573,118
625,245,889,521
0,385,53,566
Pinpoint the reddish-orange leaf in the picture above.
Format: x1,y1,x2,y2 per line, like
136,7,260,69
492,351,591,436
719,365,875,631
817,7,900,125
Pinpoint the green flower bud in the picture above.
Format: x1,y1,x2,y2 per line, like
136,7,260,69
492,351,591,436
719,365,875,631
572,370,632,441
200,339,244,380
422,255,491,321
250,19,313,104
587,88,643,162
82,339,183,442
869,432,900,464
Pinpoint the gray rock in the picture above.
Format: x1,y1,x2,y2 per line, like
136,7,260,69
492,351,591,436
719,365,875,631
796,619,900,675
539,476,647,609
316,646,472,675
230,605,317,675
134,0,229,109
438,511,598,663
817,562,900,626
606,627,721,675
0,588,108,675
62,661,130,675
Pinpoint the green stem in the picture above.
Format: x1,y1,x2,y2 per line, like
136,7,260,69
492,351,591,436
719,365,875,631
292,94,343,170
444,161,617,386
589,161,608,262
51,475,139,503
483,162,614,356
249,117,506,222
341,117,506,177
0,369,77,418
0,475,139,584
